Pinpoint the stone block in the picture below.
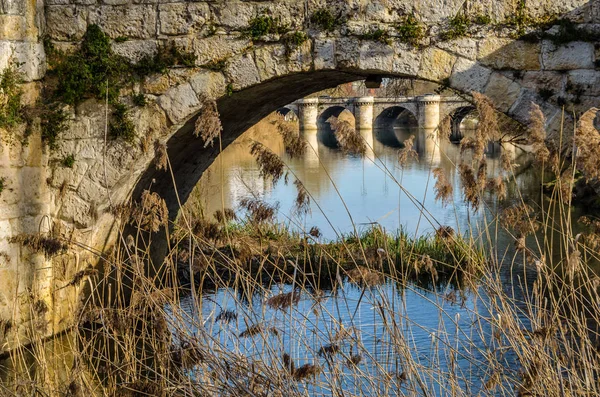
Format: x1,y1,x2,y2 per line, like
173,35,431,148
286,39,313,73
192,35,251,66
314,39,335,70
567,70,600,97
436,37,478,60
359,41,394,72
541,41,595,70
112,40,158,63
450,57,492,93
509,89,561,126
521,71,566,93
45,6,88,41
478,38,541,70
157,82,201,124
335,37,361,69
0,15,26,40
210,2,255,30
58,192,92,228
88,5,157,39
418,48,457,82
189,70,227,99
224,53,261,91
254,44,288,81
158,3,209,36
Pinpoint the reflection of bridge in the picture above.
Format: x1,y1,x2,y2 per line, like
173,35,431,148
283,95,473,132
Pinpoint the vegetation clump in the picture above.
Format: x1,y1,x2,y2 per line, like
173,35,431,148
243,14,288,40
44,24,196,146
360,28,391,45
0,65,24,129
311,9,338,32
395,14,425,46
283,31,308,49
441,13,471,40
61,154,76,168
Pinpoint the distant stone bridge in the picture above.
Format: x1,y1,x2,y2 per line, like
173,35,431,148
284,95,472,132
0,0,599,352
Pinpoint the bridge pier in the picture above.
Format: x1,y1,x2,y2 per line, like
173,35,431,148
354,97,374,131
298,98,319,131
417,94,442,130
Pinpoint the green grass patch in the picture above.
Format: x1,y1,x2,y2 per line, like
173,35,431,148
360,29,392,45
395,14,425,46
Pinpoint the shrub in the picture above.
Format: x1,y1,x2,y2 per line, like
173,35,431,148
132,93,146,107
441,14,471,40
395,14,425,45
62,154,76,168
283,31,308,47
0,66,24,129
109,102,135,142
473,14,492,25
244,15,288,39
361,29,391,45
40,104,69,150
311,9,338,32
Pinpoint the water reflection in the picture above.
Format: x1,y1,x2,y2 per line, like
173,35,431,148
195,119,531,241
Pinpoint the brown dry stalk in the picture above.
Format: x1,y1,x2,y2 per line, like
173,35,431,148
528,104,550,164
458,164,479,210
250,141,288,185
398,135,418,167
272,114,306,159
574,108,600,181
327,116,366,156
293,179,311,215
194,97,222,148
266,290,301,310
153,139,168,171
239,197,278,223
134,190,169,232
433,167,453,206
439,115,452,142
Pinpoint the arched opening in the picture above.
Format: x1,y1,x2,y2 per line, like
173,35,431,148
317,106,356,148
275,107,298,122
449,106,479,143
374,106,418,148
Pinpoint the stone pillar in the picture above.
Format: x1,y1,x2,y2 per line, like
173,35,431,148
354,97,374,131
298,98,319,131
417,94,441,130
0,0,46,82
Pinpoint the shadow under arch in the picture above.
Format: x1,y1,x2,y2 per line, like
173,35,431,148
374,106,419,148
275,107,298,122
449,106,478,143
317,105,355,148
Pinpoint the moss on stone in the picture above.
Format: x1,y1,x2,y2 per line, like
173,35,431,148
62,154,76,168
244,14,288,39
311,9,338,32
395,14,425,46
441,14,471,40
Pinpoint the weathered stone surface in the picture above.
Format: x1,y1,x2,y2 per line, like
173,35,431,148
509,89,561,126
88,5,157,39
188,70,227,98
158,3,209,36
520,71,565,93
112,40,158,63
45,6,87,41
314,39,336,70
484,73,523,112
435,38,478,60
192,35,251,66
479,38,541,70
157,83,201,124
567,70,600,96
224,53,261,90
418,48,457,81
254,44,289,81
451,57,492,93
541,41,595,70
209,2,255,30
359,41,394,71
392,46,421,75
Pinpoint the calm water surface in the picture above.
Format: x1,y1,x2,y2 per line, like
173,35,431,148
182,121,545,395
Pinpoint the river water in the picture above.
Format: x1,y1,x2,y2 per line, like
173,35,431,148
179,117,548,395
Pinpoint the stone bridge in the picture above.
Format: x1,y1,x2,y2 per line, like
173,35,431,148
287,95,472,131
0,0,599,352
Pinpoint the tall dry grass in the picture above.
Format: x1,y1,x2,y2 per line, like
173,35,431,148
1,96,600,397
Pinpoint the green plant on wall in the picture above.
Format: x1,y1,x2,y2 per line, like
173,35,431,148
441,13,471,40
62,154,76,168
396,14,425,46
44,24,197,147
311,9,338,32
0,66,24,129
361,29,392,45
244,14,288,40
0,177,5,195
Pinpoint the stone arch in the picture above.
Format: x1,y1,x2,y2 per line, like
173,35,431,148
449,106,478,142
276,107,298,122
374,106,418,129
316,105,355,146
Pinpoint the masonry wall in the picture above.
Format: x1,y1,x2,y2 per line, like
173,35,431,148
0,0,599,354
